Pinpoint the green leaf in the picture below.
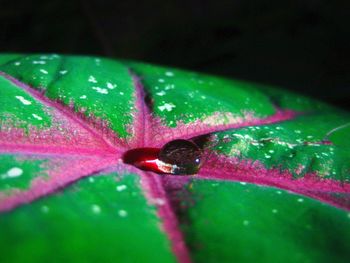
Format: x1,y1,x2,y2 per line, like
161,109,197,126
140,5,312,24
0,53,349,263
0,173,176,263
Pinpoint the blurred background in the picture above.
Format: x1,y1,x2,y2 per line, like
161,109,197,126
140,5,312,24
0,0,349,109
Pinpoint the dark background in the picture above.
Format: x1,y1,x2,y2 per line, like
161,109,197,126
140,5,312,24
1,0,349,109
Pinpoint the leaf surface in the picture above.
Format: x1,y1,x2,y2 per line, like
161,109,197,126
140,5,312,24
0,54,350,263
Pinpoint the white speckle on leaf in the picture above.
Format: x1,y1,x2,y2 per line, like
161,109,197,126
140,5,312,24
153,198,166,206
15,96,32,105
158,103,176,112
158,78,165,83
156,91,166,96
107,82,116,89
240,182,247,185
41,205,49,213
294,130,301,134
165,84,175,90
265,154,271,159
92,87,108,94
92,204,101,214
32,114,43,120
165,71,174,77
243,220,250,226
88,177,95,183
80,95,87,99
88,75,97,83
297,198,304,203
276,191,282,194
118,210,128,217
33,60,46,64
14,62,21,66
201,95,206,99
59,70,68,75
116,185,127,192
119,91,124,95
7,167,23,178
40,69,48,74
272,209,278,214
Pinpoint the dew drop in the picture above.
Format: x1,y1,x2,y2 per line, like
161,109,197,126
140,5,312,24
159,139,202,175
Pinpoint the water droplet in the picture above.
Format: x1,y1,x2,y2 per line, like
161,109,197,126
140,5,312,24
159,139,202,175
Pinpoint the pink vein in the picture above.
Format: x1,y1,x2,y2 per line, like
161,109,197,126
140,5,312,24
0,72,123,155
140,171,192,263
149,109,297,148
0,156,117,212
128,71,153,148
197,155,350,211
128,71,192,263
0,144,120,157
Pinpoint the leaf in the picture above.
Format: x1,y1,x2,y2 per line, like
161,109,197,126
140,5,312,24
0,54,349,263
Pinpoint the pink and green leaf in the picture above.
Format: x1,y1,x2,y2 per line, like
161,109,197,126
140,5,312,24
0,54,349,263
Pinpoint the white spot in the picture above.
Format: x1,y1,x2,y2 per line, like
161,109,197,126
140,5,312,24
158,78,165,83
201,95,206,99
5,167,23,178
272,209,278,214
80,95,87,99
294,130,301,134
269,150,274,153
116,185,127,192
40,69,48,74
92,87,108,94
32,114,43,120
347,213,350,219
265,154,271,159
118,209,128,217
91,204,101,214
297,198,304,203
106,82,116,89
88,177,95,183
165,71,174,77
119,92,124,95
156,91,166,96
243,220,250,226
276,191,282,194
158,103,176,112
41,205,49,213
165,84,175,90
15,96,32,105
59,70,68,75
33,60,46,64
240,182,247,185
88,75,97,83
14,62,21,66
153,198,166,206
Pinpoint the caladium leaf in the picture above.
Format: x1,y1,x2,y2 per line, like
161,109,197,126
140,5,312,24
0,54,349,263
